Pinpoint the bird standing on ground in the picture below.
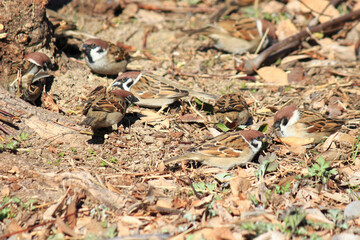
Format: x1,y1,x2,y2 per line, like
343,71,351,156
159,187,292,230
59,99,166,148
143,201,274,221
213,93,251,128
81,85,138,130
80,38,131,75
273,105,344,143
7,52,52,104
164,130,266,169
185,18,276,54
113,71,218,109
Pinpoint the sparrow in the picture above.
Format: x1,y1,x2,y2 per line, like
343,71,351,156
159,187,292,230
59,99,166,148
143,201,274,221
213,93,250,128
273,105,345,143
164,130,265,169
7,52,52,104
81,85,138,130
112,71,218,108
186,18,276,54
80,38,131,75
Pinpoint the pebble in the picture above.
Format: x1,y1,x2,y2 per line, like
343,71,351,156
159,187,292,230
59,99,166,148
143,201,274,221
344,201,360,220
143,135,155,144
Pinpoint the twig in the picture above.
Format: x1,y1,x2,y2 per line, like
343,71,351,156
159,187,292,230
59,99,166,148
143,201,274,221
239,9,360,74
126,1,217,13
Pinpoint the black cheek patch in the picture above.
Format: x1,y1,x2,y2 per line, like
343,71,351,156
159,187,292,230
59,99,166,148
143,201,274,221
281,117,288,126
84,47,94,63
251,141,259,148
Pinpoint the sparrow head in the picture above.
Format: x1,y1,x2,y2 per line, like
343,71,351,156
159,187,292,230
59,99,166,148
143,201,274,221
113,71,142,91
24,52,52,82
239,130,265,152
80,39,109,63
110,89,139,104
25,52,52,69
273,105,300,131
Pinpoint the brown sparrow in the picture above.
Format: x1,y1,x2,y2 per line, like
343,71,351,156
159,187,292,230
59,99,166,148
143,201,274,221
186,18,276,54
213,93,250,128
81,85,138,130
7,52,52,104
80,38,131,75
273,105,345,143
164,130,265,169
112,71,218,108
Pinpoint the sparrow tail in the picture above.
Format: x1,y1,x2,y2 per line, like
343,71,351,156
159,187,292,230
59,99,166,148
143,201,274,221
80,117,94,126
181,26,212,35
188,90,219,101
164,152,204,165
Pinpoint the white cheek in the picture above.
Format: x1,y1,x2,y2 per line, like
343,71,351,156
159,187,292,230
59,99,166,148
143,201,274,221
279,110,301,137
287,110,301,127
250,139,262,153
123,73,142,90
90,47,108,62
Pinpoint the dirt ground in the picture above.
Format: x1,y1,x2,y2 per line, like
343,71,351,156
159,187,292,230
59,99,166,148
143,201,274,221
1,0,360,239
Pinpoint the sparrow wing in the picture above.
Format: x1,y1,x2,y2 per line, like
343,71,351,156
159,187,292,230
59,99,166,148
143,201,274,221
132,74,189,99
108,43,131,63
214,94,248,113
198,132,250,158
300,111,344,134
218,19,260,41
82,86,107,115
91,93,126,113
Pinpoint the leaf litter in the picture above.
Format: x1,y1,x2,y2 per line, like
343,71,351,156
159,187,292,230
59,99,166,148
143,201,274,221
0,0,360,239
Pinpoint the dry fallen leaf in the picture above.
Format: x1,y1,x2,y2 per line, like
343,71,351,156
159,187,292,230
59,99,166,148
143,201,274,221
276,19,298,41
257,66,288,86
279,137,314,146
278,136,314,154
179,113,205,123
300,0,340,23
41,92,60,112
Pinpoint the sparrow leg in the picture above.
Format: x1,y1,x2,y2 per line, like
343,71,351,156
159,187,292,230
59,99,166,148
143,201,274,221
111,123,118,131
157,105,169,114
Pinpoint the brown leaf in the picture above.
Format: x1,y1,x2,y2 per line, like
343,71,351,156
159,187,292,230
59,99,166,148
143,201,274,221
276,19,298,41
230,176,251,197
56,217,78,237
300,0,340,23
5,219,23,237
179,113,205,123
277,137,314,154
156,198,172,208
257,67,288,86
41,92,60,112
288,66,305,85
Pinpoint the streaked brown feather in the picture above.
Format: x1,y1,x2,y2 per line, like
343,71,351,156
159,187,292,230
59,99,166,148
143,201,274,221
214,93,248,113
131,74,188,99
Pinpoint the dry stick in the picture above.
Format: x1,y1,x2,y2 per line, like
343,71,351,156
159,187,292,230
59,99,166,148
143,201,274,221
127,1,217,13
239,9,360,74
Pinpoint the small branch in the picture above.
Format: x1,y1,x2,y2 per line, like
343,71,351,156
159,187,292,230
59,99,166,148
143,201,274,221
239,9,360,74
126,1,217,13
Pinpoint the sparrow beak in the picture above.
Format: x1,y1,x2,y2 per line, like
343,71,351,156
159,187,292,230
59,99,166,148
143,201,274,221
80,44,87,52
112,81,122,88
131,96,139,103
